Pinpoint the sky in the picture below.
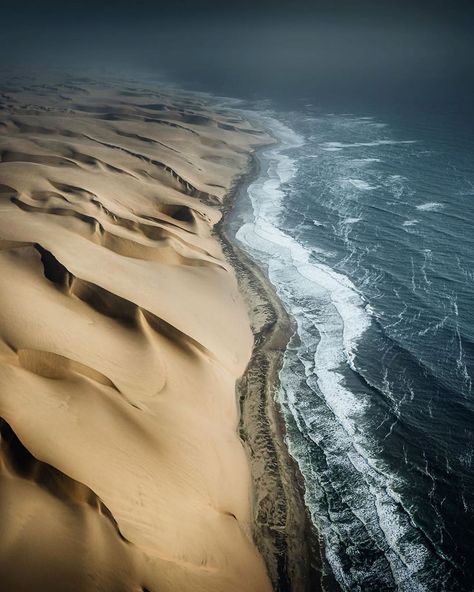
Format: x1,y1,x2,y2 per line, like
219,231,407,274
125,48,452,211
1,1,473,112
1,0,473,22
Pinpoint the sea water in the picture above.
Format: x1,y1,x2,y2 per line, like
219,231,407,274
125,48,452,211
236,108,474,592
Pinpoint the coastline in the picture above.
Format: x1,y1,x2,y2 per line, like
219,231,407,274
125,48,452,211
217,150,326,592
0,74,329,591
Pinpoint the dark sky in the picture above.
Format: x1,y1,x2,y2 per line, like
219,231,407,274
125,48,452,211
1,1,473,112
2,0,473,23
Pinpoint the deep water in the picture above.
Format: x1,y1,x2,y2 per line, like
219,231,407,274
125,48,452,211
235,106,474,592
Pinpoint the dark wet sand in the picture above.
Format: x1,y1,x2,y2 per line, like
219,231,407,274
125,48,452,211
218,153,329,592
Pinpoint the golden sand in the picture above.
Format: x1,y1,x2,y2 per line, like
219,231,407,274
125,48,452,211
0,78,274,592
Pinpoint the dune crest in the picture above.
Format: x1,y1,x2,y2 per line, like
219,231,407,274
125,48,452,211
0,78,272,591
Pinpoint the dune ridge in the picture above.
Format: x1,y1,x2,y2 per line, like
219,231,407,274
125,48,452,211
0,77,273,591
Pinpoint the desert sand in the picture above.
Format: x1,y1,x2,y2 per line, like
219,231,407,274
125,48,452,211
0,76,275,592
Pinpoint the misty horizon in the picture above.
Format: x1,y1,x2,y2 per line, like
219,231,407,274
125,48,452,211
1,2,473,112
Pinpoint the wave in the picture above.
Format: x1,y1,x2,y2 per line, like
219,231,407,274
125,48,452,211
416,202,444,212
349,158,382,164
235,112,462,591
342,217,363,225
320,139,417,151
340,178,377,191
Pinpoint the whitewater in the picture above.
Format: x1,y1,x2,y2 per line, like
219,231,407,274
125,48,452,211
235,110,474,591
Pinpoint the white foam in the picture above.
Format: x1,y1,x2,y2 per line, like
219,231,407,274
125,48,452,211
350,157,382,165
236,113,432,592
416,202,444,212
341,178,377,190
237,116,371,367
320,139,417,151
343,217,363,224
403,219,420,227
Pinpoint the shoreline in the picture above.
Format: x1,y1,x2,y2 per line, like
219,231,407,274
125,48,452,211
217,149,326,592
0,74,329,591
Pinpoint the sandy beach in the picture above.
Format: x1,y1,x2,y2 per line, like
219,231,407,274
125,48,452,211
0,76,320,592
218,155,326,592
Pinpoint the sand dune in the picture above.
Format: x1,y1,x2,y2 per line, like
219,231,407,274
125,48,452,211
0,78,273,591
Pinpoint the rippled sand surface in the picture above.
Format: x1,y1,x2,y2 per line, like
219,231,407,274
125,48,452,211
0,77,272,592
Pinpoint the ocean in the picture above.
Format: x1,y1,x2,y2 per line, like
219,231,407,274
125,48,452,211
234,107,474,592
